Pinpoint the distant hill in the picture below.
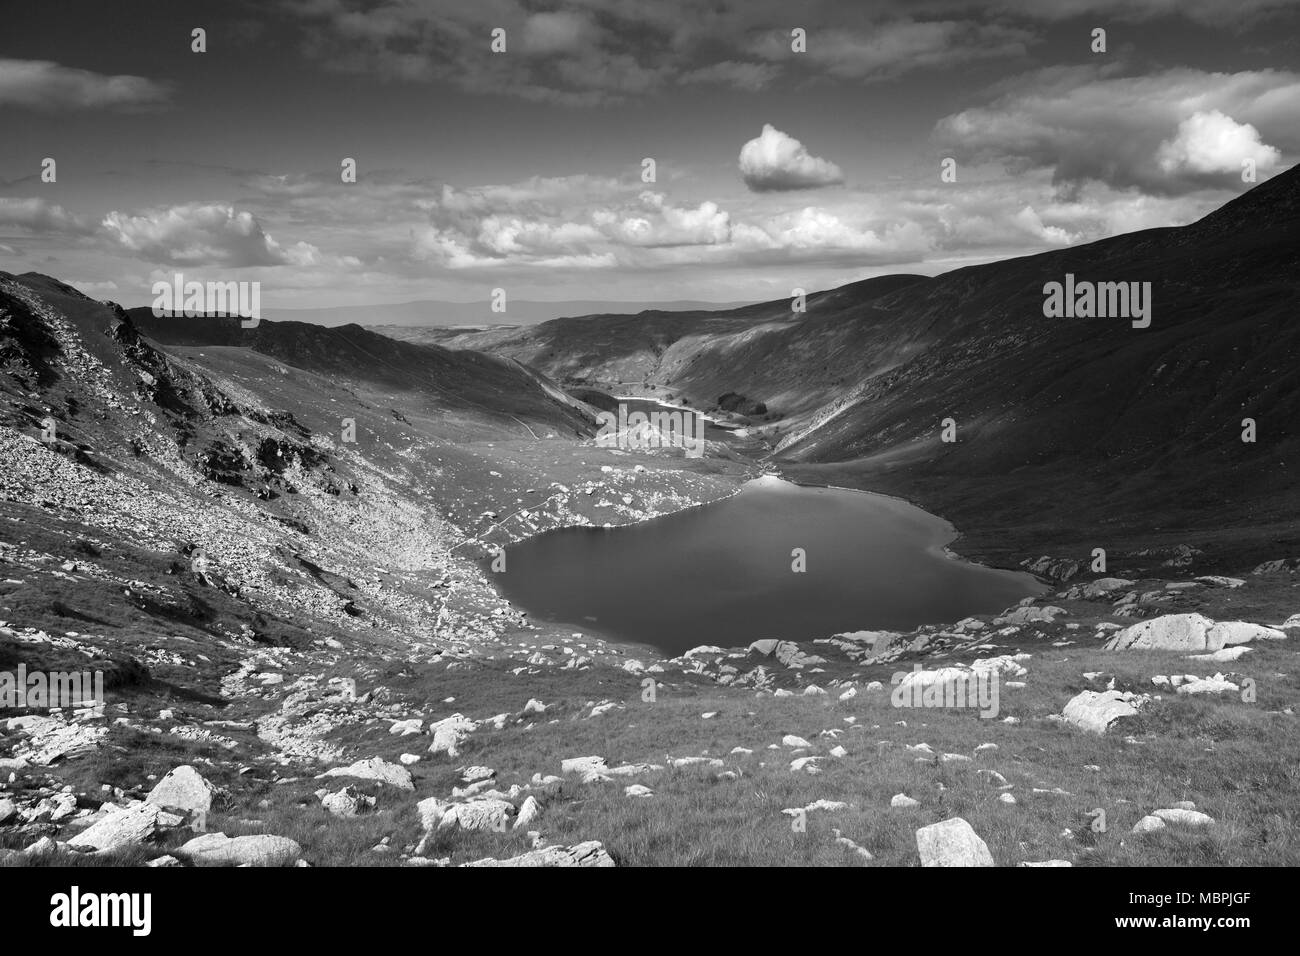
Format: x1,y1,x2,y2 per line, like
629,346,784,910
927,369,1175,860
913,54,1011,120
262,297,756,328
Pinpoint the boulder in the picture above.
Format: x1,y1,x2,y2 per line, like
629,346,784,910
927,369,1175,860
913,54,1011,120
514,795,541,830
66,803,162,854
428,714,475,757
995,605,1066,626
1207,621,1286,646
1153,808,1215,827
145,765,216,815
438,798,513,832
561,755,611,783
1105,614,1215,651
915,817,994,867
321,786,374,817
175,832,302,867
1106,614,1285,651
320,757,413,791
1061,690,1146,734
461,840,615,867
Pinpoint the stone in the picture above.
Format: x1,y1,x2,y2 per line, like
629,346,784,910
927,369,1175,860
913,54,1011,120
321,786,374,817
1107,614,1285,652
461,840,615,867
1153,808,1215,827
782,734,812,748
0,797,15,825
1208,621,1286,646
995,605,1066,626
428,714,475,757
1061,690,1146,734
915,817,994,867
320,757,413,791
66,803,162,854
145,765,216,815
891,794,920,809
1105,614,1215,651
1188,647,1251,663
438,798,513,832
561,755,611,783
513,795,541,829
1132,815,1166,834
175,832,303,867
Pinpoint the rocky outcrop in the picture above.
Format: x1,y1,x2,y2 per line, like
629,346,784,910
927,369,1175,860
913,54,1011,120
1105,614,1286,651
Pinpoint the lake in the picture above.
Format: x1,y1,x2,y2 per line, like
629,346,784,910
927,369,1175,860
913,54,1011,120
493,475,1047,656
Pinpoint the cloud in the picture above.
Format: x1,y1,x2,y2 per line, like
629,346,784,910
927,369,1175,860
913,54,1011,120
935,67,1300,195
283,2,1039,103
748,20,1033,80
409,172,926,271
520,11,598,55
739,125,845,192
99,203,322,268
0,197,95,234
0,58,169,111
678,61,780,91
1156,110,1281,176
982,0,1298,26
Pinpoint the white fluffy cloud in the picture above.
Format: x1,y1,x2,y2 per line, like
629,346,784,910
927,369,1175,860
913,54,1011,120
410,174,926,270
0,58,168,111
738,125,845,193
1156,109,1281,175
100,203,322,268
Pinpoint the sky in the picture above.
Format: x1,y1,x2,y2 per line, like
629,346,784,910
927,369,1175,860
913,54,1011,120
2,0,1299,312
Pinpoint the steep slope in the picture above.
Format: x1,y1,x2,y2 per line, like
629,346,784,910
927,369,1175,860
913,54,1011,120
774,167,1300,561
0,273,745,665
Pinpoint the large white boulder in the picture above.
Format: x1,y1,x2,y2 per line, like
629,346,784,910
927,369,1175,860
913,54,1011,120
915,817,994,867
1061,690,1146,734
67,803,163,854
146,765,216,815
175,832,302,867
1105,614,1215,651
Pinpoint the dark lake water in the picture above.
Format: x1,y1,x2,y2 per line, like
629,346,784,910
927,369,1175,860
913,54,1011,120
494,476,1047,656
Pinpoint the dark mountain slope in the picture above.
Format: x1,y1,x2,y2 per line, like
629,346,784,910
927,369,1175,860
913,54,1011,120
122,306,592,435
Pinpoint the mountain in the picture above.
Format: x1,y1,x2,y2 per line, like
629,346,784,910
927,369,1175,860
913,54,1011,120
397,169,1300,565
259,297,756,328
